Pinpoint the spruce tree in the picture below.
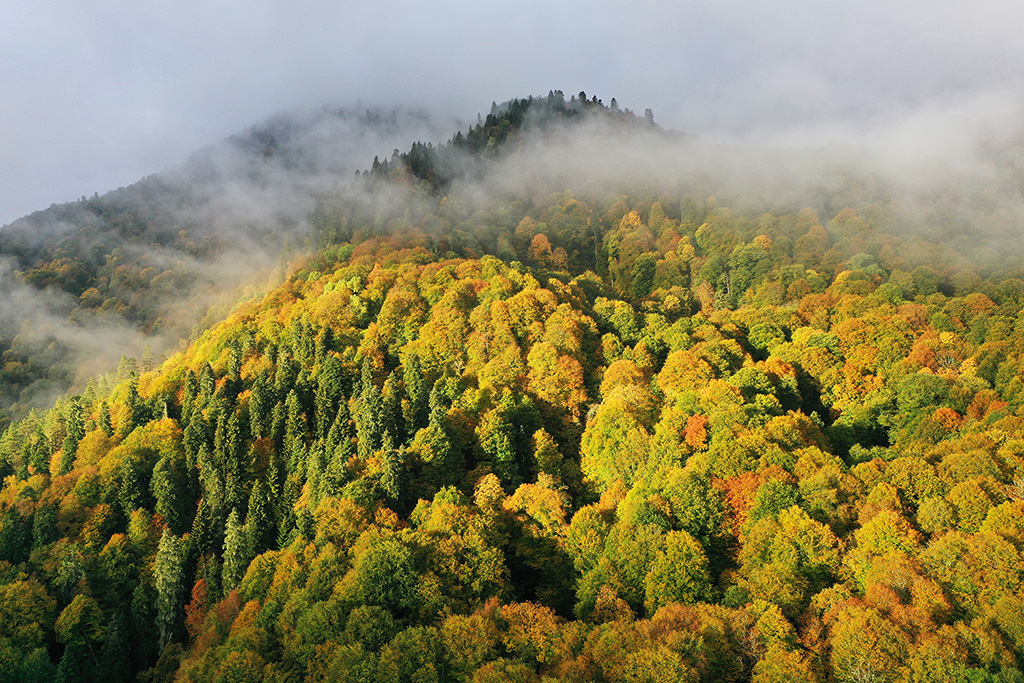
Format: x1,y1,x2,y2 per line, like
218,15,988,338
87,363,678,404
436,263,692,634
324,402,354,495
315,354,345,440
99,402,113,437
270,399,287,445
382,371,405,447
181,370,199,424
59,397,84,474
98,611,131,683
155,530,185,650
129,579,158,671
305,441,327,507
425,398,461,487
55,646,83,683
355,360,384,460
273,355,297,400
119,462,144,518
189,497,214,558
32,502,58,549
380,446,405,511
403,352,430,432
324,399,348,456
222,508,251,592
152,456,189,535
248,373,270,440
198,363,216,406
246,480,274,554
276,476,300,548
182,411,209,467
118,380,141,439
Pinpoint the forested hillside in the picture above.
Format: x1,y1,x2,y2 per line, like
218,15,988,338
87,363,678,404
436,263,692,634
0,107,448,428
2,94,1024,683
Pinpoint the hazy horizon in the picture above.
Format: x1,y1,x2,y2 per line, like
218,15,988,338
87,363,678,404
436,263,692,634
3,0,1024,226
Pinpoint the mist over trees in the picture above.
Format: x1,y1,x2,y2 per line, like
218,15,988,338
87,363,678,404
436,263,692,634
0,107,453,427
3,92,1024,682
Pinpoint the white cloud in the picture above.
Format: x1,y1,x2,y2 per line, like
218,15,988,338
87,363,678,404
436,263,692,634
1,0,1023,224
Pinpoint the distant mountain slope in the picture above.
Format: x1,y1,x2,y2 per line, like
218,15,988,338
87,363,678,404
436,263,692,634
0,107,452,427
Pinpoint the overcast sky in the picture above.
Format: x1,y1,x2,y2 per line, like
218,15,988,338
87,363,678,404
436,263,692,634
2,0,1023,226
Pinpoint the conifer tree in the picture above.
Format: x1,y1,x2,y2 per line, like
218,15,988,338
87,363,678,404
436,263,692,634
404,352,430,431
245,480,274,554
182,410,209,467
152,456,190,535
129,580,157,672
97,611,131,683
315,354,345,439
55,646,83,683
284,389,307,456
421,396,461,488
15,649,57,683
222,508,251,592
196,446,224,512
118,380,141,439
273,354,297,401
227,346,242,381
380,445,406,511
355,365,384,460
276,476,300,548
382,370,405,447
325,399,350,457
155,530,185,649
32,502,58,549
306,441,326,508
0,507,30,564
189,497,214,558
197,363,216,406
99,401,113,437
248,372,272,440
227,409,246,465
180,369,199,424
119,462,144,518
59,396,84,474
270,399,286,444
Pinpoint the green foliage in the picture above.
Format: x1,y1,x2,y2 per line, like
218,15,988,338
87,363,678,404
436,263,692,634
5,93,1024,682
155,530,185,649
643,530,712,613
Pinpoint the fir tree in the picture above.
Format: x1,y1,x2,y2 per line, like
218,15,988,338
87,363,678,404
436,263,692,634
197,363,216,406
403,352,430,432
155,530,185,649
380,445,406,511
189,497,214,558
118,462,144,518
382,370,405,447
253,372,275,441
222,508,251,593
32,502,59,549
315,353,345,439
152,456,189,535
99,401,113,437
355,366,384,460
180,369,199,424
117,380,142,439
98,611,131,683
59,396,85,474
129,580,158,671
245,480,274,554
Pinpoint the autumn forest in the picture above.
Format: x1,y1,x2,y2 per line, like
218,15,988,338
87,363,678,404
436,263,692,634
2,93,1024,683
